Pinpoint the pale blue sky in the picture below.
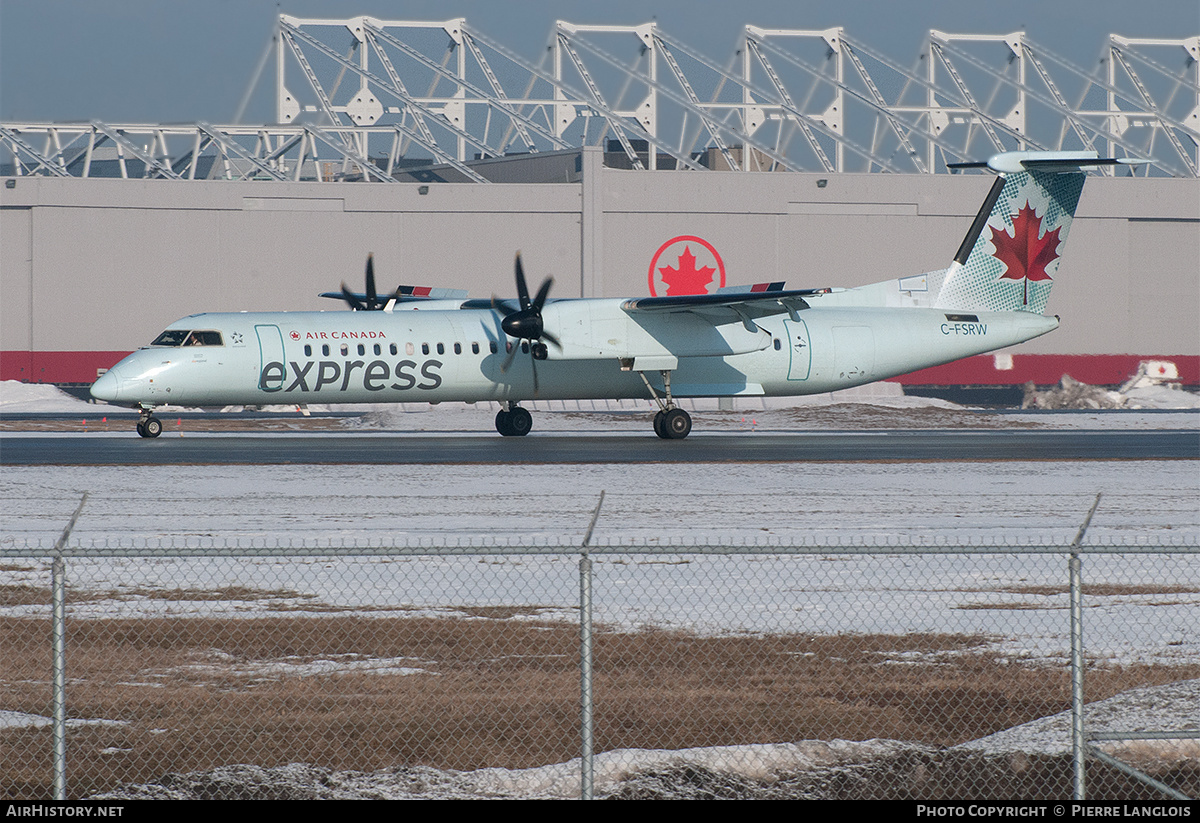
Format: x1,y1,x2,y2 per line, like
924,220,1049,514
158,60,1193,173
2,0,1196,123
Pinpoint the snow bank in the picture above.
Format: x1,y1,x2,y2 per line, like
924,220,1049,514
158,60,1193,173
1023,374,1200,411
89,680,1200,799
957,678,1200,764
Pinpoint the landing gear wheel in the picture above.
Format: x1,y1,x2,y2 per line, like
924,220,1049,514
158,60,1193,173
136,420,146,438
507,406,532,436
661,408,691,440
495,407,532,437
653,410,668,439
138,416,162,438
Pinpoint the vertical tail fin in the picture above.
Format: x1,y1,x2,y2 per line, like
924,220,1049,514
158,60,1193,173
935,151,1104,315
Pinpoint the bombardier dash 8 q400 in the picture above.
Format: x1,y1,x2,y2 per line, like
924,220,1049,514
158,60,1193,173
91,150,1143,439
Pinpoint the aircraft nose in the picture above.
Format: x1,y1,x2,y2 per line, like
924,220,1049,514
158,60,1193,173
90,366,123,403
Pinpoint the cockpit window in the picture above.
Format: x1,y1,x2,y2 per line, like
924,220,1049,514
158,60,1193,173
150,329,224,347
186,330,223,346
151,329,190,347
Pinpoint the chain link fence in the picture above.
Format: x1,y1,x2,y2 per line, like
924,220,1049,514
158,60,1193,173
2,520,1197,800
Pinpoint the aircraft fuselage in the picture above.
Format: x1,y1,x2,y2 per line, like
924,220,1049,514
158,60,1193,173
91,302,1057,407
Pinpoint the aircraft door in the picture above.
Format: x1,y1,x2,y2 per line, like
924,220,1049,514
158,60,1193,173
255,324,287,393
783,318,811,381
832,325,875,382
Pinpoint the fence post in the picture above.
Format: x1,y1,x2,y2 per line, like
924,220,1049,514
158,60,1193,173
1069,493,1101,801
1069,551,1084,800
51,554,66,800
579,553,593,800
579,491,604,801
51,493,88,801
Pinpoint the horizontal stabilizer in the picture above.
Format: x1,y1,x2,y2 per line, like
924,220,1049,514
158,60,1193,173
948,150,1150,175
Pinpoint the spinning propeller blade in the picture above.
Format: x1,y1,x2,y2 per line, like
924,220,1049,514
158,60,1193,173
495,253,558,395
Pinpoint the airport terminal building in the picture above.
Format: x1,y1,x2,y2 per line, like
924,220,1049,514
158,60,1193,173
2,18,1197,400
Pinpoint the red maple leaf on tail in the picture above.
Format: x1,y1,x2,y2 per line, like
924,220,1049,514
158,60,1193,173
658,246,716,295
989,203,1061,306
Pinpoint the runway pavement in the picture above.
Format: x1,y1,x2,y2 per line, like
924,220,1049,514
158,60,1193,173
1,429,1196,465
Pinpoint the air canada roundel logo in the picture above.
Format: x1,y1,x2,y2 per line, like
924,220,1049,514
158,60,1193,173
648,235,726,296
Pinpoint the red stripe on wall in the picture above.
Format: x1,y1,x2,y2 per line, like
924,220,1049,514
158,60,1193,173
1,352,131,384
890,354,1199,387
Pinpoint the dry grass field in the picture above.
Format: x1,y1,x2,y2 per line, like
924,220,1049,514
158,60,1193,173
2,611,1196,799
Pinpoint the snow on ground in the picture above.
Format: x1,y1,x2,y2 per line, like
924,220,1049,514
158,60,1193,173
4,378,1199,432
0,381,107,412
3,380,1198,668
958,678,1200,758
0,711,128,732
3,381,1197,666
85,680,1200,799
2,459,1197,668
4,379,1197,798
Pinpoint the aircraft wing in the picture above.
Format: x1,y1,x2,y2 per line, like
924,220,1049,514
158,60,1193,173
621,288,824,328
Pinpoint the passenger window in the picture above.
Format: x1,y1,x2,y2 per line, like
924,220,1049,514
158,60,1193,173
521,341,529,354
406,343,415,356
304,345,312,357
322,344,330,356
490,341,498,354
422,343,430,355
340,344,348,356
374,344,381,356
454,342,462,355
436,343,445,355
774,339,781,351
472,342,480,355
390,343,398,356
357,344,365,356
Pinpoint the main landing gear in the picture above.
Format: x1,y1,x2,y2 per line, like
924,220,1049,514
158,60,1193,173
495,404,533,437
652,407,692,440
136,408,162,438
637,369,692,440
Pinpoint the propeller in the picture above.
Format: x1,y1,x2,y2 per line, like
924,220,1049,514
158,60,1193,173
336,254,399,311
494,253,559,394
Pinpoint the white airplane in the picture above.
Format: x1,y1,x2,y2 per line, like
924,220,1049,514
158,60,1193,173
90,150,1142,439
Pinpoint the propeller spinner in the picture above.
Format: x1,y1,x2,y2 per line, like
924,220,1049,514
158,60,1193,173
495,253,559,393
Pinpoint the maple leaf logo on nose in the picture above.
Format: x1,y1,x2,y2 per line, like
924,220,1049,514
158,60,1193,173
659,246,716,295
990,202,1061,305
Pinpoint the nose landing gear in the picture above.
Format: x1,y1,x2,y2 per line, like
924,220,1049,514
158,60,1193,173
136,408,162,438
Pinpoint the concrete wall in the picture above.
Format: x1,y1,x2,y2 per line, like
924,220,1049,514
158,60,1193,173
2,148,1197,385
